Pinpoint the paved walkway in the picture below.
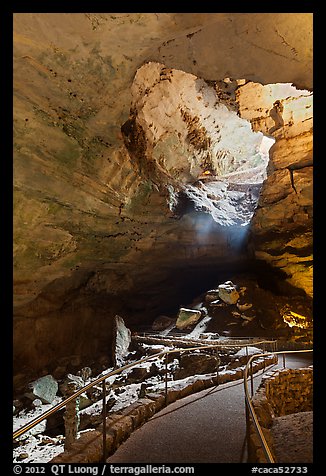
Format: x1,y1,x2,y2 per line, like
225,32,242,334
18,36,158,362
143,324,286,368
107,353,312,464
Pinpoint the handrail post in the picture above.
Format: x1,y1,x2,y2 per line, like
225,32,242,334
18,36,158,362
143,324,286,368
64,396,80,451
245,398,251,461
245,346,254,396
102,380,107,462
164,353,168,406
250,360,254,397
216,348,219,385
283,353,286,368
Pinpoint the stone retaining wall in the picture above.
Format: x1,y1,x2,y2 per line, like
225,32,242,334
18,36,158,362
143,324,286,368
248,366,313,463
51,355,276,463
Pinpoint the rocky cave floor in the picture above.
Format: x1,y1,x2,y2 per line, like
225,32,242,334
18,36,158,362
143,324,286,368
13,273,313,463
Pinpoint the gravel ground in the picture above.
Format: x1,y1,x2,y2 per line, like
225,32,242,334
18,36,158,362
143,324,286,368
271,411,313,463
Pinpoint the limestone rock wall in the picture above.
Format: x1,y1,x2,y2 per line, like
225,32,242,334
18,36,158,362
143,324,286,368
126,62,266,187
237,83,313,296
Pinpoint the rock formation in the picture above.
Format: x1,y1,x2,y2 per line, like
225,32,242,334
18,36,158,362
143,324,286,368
237,82,313,297
13,13,313,389
25,375,58,405
112,315,132,367
175,308,202,330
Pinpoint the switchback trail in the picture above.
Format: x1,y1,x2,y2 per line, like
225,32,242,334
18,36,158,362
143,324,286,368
107,353,312,463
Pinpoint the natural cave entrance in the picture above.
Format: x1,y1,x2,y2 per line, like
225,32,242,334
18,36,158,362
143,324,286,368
120,62,312,332
170,131,274,227
122,62,310,232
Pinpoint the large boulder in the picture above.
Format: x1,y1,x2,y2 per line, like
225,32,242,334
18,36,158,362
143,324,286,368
25,375,58,404
126,366,149,383
218,281,240,304
176,308,202,330
174,352,220,379
226,346,262,370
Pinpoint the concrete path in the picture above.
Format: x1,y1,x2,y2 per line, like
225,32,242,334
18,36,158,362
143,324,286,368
107,353,312,464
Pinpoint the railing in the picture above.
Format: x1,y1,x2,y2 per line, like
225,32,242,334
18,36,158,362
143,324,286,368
13,339,277,462
243,348,313,463
139,331,273,342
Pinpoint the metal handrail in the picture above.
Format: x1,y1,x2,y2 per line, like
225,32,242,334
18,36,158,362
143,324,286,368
243,348,313,463
138,333,275,342
13,339,276,442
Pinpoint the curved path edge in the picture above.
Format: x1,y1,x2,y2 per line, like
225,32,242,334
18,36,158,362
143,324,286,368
51,355,276,463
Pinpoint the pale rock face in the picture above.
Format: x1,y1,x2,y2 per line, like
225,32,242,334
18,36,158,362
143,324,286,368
258,169,293,206
268,133,312,170
126,62,276,227
218,283,240,305
292,168,313,207
131,62,266,186
112,315,132,367
176,308,202,330
25,375,58,404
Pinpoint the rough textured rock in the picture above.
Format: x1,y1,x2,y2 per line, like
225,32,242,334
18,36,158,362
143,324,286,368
112,315,131,367
237,82,313,297
174,352,220,379
175,308,202,330
218,281,240,304
13,13,313,388
25,375,58,404
226,346,262,370
129,62,268,187
59,374,84,397
126,367,149,384
62,379,81,451
204,274,312,338
205,290,220,303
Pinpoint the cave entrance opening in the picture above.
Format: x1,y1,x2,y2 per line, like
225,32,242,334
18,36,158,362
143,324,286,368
170,132,275,227
125,63,279,230
125,63,310,233
121,63,312,325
